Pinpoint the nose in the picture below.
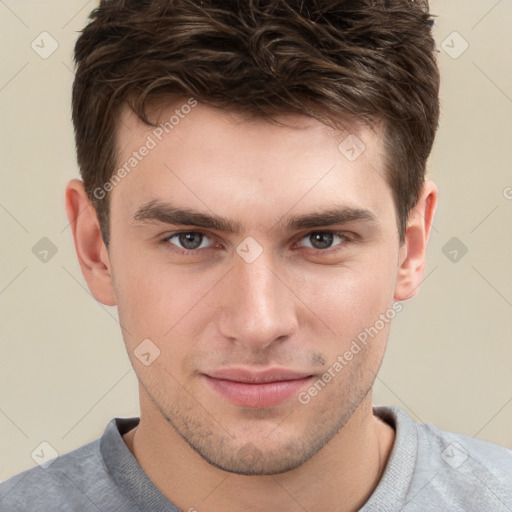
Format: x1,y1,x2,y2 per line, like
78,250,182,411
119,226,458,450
217,251,298,351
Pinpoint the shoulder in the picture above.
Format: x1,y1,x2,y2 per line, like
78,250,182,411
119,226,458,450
0,437,124,512
406,411,512,511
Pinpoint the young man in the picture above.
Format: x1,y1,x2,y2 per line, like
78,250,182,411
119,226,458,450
1,0,510,510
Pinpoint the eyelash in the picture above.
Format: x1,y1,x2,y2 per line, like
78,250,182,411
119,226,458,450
159,230,354,257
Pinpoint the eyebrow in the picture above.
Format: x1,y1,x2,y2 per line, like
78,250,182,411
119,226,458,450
132,199,377,233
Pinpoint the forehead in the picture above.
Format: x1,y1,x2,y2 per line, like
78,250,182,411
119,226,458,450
111,99,393,232
115,96,386,161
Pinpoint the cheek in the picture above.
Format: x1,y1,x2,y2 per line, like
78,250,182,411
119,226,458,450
112,262,207,394
297,252,398,340
112,251,219,352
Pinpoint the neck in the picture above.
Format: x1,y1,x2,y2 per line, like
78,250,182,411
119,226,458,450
123,390,395,512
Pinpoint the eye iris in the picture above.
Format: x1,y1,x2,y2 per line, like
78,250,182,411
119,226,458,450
178,233,203,250
310,232,333,249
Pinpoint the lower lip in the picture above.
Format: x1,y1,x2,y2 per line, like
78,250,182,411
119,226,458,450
204,375,313,408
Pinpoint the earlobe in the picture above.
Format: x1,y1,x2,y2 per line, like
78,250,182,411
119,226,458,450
394,180,438,301
65,179,116,306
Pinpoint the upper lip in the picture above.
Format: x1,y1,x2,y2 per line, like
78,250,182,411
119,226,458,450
205,368,313,384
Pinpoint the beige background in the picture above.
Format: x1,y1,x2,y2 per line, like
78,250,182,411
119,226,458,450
1,0,511,479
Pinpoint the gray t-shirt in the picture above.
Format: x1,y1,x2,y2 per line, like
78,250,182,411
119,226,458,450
1,406,511,511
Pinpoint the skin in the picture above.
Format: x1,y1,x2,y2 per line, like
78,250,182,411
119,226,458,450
65,98,437,512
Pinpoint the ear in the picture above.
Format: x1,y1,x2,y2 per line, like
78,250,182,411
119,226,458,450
394,180,438,301
64,179,116,306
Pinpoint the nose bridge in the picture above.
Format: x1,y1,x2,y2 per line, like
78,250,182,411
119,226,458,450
218,248,296,347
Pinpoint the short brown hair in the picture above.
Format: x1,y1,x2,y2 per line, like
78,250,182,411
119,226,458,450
72,0,440,247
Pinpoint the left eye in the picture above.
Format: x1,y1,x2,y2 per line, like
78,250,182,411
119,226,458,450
297,232,348,250
166,232,213,251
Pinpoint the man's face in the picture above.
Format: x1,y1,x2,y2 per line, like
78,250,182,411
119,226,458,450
107,99,403,475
